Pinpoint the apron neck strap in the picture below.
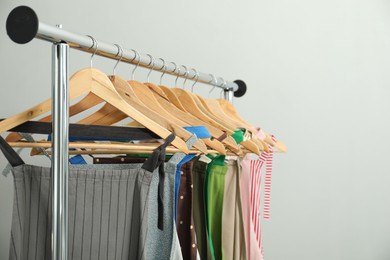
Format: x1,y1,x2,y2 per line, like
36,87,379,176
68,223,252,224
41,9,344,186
0,136,25,167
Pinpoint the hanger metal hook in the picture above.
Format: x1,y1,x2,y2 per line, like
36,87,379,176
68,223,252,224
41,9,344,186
146,54,155,83
190,68,199,92
181,65,189,89
86,35,98,68
162,61,177,86
208,74,218,98
158,58,166,85
113,44,123,76
223,78,228,98
131,49,141,80
175,65,182,88
129,49,138,63
127,49,137,78
218,77,227,99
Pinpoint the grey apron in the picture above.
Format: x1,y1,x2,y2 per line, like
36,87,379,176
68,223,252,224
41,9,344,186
0,134,175,260
145,135,197,260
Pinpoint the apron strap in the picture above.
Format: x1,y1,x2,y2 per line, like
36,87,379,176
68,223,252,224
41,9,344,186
141,133,175,230
141,133,175,172
0,136,25,167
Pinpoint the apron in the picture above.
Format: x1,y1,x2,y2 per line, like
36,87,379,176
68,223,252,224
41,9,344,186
0,134,175,260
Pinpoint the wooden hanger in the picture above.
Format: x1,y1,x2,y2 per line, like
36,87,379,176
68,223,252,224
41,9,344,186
170,88,235,134
71,75,208,153
145,84,241,154
204,98,249,129
193,94,266,148
149,72,248,154
0,68,188,153
113,76,208,153
205,98,268,151
183,72,266,154
152,67,240,148
127,79,223,154
191,93,240,131
146,82,240,155
217,98,256,129
159,85,187,111
147,83,169,99
218,98,287,152
30,145,285,156
29,141,285,157
121,55,212,152
190,93,263,154
5,92,103,142
9,140,218,155
170,71,238,131
192,94,267,152
172,88,262,155
155,69,263,155
8,140,181,151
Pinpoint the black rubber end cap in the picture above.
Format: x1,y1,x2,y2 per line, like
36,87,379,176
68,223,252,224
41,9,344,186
233,80,247,97
6,6,38,44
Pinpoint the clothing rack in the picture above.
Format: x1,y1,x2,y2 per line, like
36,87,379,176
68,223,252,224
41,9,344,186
5,5,248,260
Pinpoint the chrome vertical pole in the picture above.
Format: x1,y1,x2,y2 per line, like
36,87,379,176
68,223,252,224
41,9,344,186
51,41,69,260
224,88,234,103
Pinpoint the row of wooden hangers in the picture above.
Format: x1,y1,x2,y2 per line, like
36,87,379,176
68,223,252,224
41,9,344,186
0,40,287,157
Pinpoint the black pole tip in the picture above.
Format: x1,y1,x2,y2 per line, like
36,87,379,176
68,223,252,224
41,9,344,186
6,6,38,44
233,80,247,97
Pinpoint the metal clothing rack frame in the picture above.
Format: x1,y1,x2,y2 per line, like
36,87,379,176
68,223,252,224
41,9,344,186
5,5,248,260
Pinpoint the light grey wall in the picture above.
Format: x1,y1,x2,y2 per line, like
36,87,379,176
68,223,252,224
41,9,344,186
1,0,390,259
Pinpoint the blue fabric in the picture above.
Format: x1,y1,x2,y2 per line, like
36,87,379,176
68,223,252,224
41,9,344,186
183,126,211,139
69,155,87,164
173,125,210,220
174,154,196,220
